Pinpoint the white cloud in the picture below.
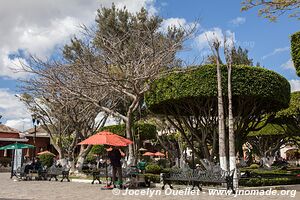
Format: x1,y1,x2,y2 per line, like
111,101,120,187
5,119,32,132
0,0,157,79
195,27,235,51
281,59,295,70
289,80,300,92
95,113,118,127
229,17,246,26
0,89,32,131
262,46,289,60
160,17,198,33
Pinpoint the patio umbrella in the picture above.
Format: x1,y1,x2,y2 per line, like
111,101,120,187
0,143,35,150
142,152,155,156
78,131,133,146
78,131,133,189
0,143,35,178
154,152,165,157
37,150,55,156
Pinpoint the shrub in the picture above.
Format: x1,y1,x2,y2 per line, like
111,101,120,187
249,164,260,169
145,164,161,174
38,154,54,168
144,173,160,183
157,159,168,168
239,177,300,187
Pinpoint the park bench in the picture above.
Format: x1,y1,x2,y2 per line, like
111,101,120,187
161,167,235,193
91,166,150,188
16,165,30,180
47,165,70,182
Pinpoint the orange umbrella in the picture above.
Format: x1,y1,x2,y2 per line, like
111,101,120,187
143,152,155,156
78,131,132,189
78,131,133,146
37,150,55,156
154,152,165,157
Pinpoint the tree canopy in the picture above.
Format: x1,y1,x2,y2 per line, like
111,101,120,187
291,31,300,76
146,65,290,114
145,64,290,160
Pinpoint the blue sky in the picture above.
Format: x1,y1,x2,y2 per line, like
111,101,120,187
0,0,299,131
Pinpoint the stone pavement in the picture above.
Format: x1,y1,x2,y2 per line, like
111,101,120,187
0,173,298,200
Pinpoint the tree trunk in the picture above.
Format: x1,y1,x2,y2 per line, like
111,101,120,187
125,114,135,165
228,64,237,187
75,145,92,172
216,51,228,171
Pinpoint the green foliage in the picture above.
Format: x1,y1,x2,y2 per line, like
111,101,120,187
38,154,54,168
247,123,286,137
144,173,160,183
278,92,300,117
291,32,300,76
146,65,290,115
231,46,253,66
249,164,260,169
145,164,161,174
239,177,300,186
90,145,105,155
100,123,157,140
205,46,253,65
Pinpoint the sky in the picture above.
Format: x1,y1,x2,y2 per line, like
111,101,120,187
0,0,299,131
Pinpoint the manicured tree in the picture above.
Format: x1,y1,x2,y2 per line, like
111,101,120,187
145,65,290,164
291,32,300,76
247,123,289,166
276,92,300,135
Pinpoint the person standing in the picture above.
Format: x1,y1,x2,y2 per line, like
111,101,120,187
107,147,123,188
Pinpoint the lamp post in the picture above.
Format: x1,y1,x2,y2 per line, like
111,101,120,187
31,114,40,160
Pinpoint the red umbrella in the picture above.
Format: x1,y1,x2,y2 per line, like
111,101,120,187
143,152,155,156
37,150,55,156
78,131,132,189
154,152,165,157
78,131,133,146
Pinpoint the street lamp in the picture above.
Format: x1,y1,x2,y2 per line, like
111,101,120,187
31,114,40,160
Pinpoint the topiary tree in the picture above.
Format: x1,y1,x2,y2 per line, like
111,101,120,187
291,32,300,76
145,65,290,162
276,92,300,136
247,123,288,166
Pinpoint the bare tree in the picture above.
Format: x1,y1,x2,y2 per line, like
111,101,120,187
18,72,107,172
41,6,195,164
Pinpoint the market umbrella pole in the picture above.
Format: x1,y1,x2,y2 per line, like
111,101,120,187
10,149,15,179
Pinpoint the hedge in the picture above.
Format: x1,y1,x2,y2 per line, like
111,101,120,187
291,31,300,76
239,177,300,187
145,65,290,115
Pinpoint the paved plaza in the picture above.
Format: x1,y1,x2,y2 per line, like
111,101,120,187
0,173,299,200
